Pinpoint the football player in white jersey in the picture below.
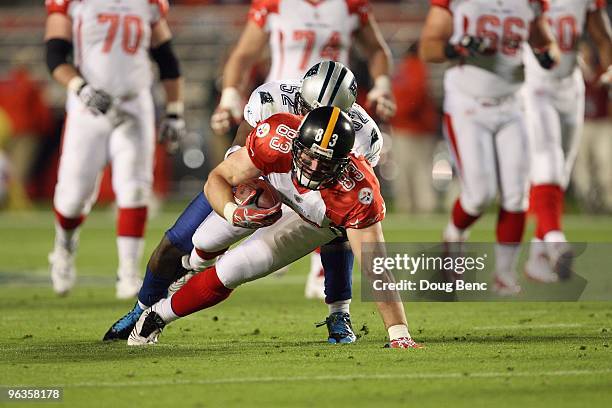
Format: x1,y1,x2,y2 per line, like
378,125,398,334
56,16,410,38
128,106,422,349
212,0,396,134
103,62,381,345
420,0,560,294
45,0,185,298
523,0,612,281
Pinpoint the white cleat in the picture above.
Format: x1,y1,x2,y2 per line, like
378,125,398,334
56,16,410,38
116,265,142,300
127,306,166,346
547,242,574,281
493,274,521,296
524,254,559,283
49,248,76,296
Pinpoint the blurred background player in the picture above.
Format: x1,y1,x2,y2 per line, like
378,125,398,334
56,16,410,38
45,0,185,297
523,0,612,281
211,0,397,298
420,0,559,294
104,62,381,344
390,41,439,214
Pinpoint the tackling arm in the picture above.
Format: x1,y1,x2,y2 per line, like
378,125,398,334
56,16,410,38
346,223,409,333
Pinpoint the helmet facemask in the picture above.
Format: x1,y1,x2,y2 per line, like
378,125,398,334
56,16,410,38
292,140,350,190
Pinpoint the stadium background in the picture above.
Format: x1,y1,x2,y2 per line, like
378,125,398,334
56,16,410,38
1,0,608,212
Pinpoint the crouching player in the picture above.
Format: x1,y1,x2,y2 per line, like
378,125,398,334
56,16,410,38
103,61,382,344
128,107,421,349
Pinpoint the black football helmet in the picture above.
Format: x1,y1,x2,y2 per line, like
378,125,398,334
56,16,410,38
292,106,355,190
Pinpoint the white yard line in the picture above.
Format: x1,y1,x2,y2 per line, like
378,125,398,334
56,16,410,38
55,368,612,388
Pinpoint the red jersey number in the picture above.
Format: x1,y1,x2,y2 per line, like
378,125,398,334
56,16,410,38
471,15,525,56
98,14,143,55
292,30,342,70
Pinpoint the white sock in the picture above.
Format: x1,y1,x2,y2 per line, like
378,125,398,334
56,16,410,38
543,230,566,243
495,243,520,282
54,223,80,253
529,237,546,259
117,236,144,271
443,221,468,242
328,299,350,314
155,296,179,323
388,324,410,340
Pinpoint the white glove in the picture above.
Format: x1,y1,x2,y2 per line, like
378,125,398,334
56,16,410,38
599,65,612,87
69,76,112,115
366,76,396,122
159,102,186,154
211,87,243,135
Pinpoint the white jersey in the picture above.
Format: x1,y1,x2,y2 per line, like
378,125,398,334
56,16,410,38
244,79,383,166
46,0,168,98
525,0,606,82
248,0,370,81
433,0,549,97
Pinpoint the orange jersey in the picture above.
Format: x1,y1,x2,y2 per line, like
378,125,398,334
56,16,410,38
246,112,385,229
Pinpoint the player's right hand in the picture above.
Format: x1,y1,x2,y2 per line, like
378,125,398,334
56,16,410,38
74,80,113,115
445,35,488,59
211,87,243,135
225,201,282,229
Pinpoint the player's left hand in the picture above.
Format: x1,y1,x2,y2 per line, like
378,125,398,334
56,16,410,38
159,103,186,154
598,66,612,87
384,337,424,349
366,75,396,122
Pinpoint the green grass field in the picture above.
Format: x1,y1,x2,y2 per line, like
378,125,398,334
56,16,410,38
1,210,611,407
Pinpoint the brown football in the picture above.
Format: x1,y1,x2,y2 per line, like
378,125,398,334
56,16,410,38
233,178,282,209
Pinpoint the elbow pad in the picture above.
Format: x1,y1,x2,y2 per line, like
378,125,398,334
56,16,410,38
46,38,73,74
151,40,181,80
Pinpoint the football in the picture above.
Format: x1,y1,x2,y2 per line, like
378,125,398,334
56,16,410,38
233,178,282,209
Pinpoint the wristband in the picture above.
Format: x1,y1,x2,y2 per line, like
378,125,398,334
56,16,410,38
388,324,410,340
166,101,184,116
373,75,392,93
67,76,86,94
223,202,238,223
220,87,241,108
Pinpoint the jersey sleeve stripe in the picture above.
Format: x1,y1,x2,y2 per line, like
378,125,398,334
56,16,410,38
321,107,341,149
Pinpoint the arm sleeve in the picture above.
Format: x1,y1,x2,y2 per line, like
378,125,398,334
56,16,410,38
46,0,71,15
248,0,278,31
346,0,371,26
150,0,169,24
150,40,181,80
430,0,450,10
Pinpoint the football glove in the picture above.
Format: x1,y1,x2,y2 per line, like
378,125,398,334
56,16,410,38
384,337,424,349
533,46,558,70
599,65,612,86
211,87,242,135
445,35,488,59
224,199,282,229
69,77,112,115
159,103,186,154
366,75,397,121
